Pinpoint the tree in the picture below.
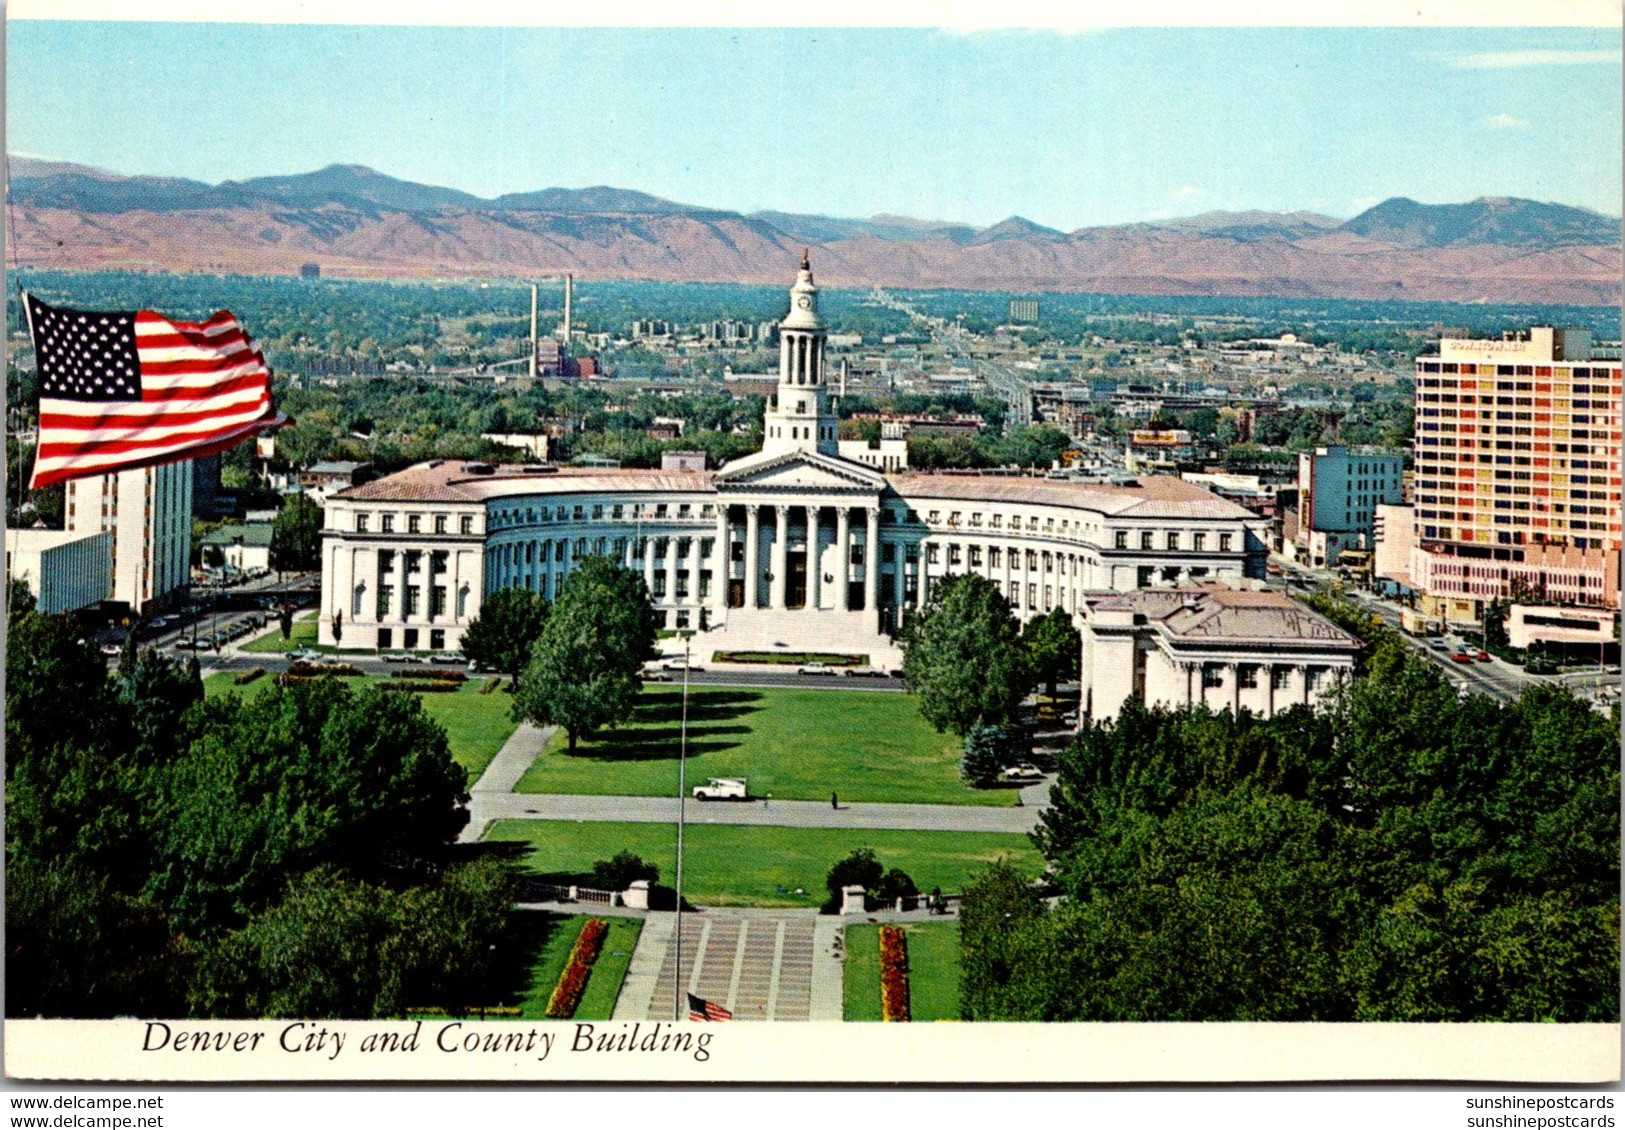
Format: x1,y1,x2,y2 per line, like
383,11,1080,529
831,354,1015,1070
513,557,658,753
590,851,659,891
901,573,1029,737
114,646,203,766
270,494,323,573
8,577,36,619
824,848,884,910
961,723,1008,787
1021,606,1081,698
958,860,1048,1021
460,587,551,684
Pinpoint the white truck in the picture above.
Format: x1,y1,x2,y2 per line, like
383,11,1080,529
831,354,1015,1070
692,777,748,801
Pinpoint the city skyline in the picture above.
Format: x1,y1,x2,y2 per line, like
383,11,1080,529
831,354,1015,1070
6,24,1622,230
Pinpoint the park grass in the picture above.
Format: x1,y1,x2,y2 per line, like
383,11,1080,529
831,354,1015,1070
508,912,642,1021
483,819,1040,909
202,672,518,781
513,685,1015,807
842,921,961,1022
240,612,322,654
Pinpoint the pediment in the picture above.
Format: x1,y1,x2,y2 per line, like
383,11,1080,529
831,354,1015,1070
715,449,887,492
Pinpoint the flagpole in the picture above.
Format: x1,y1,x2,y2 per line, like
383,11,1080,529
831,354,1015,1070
673,633,690,1021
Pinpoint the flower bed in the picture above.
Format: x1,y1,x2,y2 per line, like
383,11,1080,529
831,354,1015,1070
879,925,911,1022
712,651,867,667
234,667,266,686
382,679,463,694
390,668,467,682
545,918,610,1020
480,676,504,694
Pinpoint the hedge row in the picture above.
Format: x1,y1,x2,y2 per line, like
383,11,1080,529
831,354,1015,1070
879,925,911,1023
234,667,266,686
546,918,610,1020
389,668,466,682
287,661,364,678
381,680,463,694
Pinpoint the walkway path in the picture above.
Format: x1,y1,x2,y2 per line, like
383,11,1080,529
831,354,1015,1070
612,909,842,1023
460,721,555,843
469,790,1044,835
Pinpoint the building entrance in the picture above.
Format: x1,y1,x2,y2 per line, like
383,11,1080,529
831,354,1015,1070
786,552,808,609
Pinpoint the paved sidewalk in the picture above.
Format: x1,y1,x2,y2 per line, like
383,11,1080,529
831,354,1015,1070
460,722,556,843
468,791,1043,835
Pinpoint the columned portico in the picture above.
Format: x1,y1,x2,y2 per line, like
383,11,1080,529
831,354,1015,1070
745,506,761,608
864,507,880,625
807,505,822,611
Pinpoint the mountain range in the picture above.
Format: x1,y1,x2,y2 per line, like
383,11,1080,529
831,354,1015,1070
7,157,1620,304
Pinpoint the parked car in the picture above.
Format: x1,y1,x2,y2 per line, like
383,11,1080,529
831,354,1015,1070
798,663,836,676
286,649,319,662
692,777,748,801
660,660,704,673
99,641,124,656
1474,650,1493,662
430,652,462,664
1428,638,1450,651
840,666,887,678
1451,652,1474,664
381,652,412,663
999,764,1044,783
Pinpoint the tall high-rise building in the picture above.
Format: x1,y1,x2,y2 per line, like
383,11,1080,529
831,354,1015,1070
64,461,193,615
1412,328,1621,620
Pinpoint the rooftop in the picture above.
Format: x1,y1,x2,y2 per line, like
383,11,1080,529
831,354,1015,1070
1083,586,1362,649
884,472,1256,519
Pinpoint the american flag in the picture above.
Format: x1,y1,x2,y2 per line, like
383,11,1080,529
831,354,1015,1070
25,293,286,490
687,992,732,1022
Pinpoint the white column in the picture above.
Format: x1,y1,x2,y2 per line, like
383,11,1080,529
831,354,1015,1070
864,506,880,622
713,504,730,612
836,506,852,611
771,505,789,610
643,536,657,594
807,505,821,611
916,539,930,611
1230,663,1241,715
745,505,761,609
665,535,681,606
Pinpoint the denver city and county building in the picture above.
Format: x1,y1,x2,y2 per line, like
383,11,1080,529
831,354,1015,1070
318,258,1288,674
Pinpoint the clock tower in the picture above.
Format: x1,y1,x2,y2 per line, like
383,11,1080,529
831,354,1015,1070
761,250,840,458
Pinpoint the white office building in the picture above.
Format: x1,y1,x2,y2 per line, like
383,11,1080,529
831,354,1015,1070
64,461,193,615
5,528,112,614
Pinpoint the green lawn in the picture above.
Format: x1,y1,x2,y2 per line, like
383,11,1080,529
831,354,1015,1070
240,612,322,653
506,912,642,1021
843,921,962,1022
513,686,1014,807
483,819,1040,909
203,672,519,781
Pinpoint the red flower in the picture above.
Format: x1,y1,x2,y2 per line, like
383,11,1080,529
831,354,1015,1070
546,918,610,1019
879,926,911,1023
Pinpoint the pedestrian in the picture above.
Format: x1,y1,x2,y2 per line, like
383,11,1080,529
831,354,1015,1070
831,791,838,810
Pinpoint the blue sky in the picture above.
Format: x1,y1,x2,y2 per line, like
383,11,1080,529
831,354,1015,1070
6,24,1621,228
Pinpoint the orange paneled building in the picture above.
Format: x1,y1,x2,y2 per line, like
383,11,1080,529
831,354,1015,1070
1412,328,1621,622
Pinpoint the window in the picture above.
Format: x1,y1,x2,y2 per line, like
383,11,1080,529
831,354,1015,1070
434,514,447,535
457,586,469,618
1166,532,1179,551
351,584,365,616
592,505,604,520
989,547,1002,568
429,629,445,651
1219,533,1233,552
1193,532,1206,552
431,586,447,618
377,549,396,575
948,544,962,566
378,584,395,618
927,544,941,564
460,515,474,535
1140,531,1153,550
355,513,370,533
377,628,392,650
1271,666,1291,690
1026,583,1036,607
431,551,448,575
406,550,423,574
408,514,421,534
969,546,983,567
381,514,395,534
1202,664,1224,689
1114,531,1128,550
406,587,421,616
1237,665,1258,689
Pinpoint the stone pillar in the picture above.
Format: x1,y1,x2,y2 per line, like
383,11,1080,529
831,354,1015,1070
916,540,930,611
1230,663,1241,716
864,507,880,620
771,505,789,610
713,504,730,612
807,504,822,612
745,505,761,609
643,536,657,595
836,506,852,612
665,535,681,607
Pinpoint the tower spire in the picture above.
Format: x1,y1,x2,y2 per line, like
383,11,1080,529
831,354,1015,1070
801,247,810,271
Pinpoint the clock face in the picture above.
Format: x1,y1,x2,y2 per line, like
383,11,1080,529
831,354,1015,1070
796,296,811,309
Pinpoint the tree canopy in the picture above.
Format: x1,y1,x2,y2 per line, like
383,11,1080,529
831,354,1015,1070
960,599,1620,1023
459,586,551,684
513,557,660,752
270,493,324,573
1021,606,1081,698
901,573,1030,736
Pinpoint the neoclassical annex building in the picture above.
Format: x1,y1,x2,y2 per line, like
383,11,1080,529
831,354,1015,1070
319,257,1291,676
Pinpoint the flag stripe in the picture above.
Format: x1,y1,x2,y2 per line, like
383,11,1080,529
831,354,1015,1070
37,402,275,450
36,410,276,461
30,417,284,490
40,385,270,423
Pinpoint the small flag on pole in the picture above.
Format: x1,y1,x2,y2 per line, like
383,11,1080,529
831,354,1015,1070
687,992,732,1022
24,293,287,490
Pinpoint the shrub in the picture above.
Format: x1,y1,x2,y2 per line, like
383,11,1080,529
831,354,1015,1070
234,667,266,686
825,849,885,911
394,668,466,682
545,918,609,1020
286,661,363,678
480,676,504,695
879,926,911,1022
874,868,919,905
590,851,659,891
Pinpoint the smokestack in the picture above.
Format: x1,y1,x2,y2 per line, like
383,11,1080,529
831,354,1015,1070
563,274,573,345
529,284,539,380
